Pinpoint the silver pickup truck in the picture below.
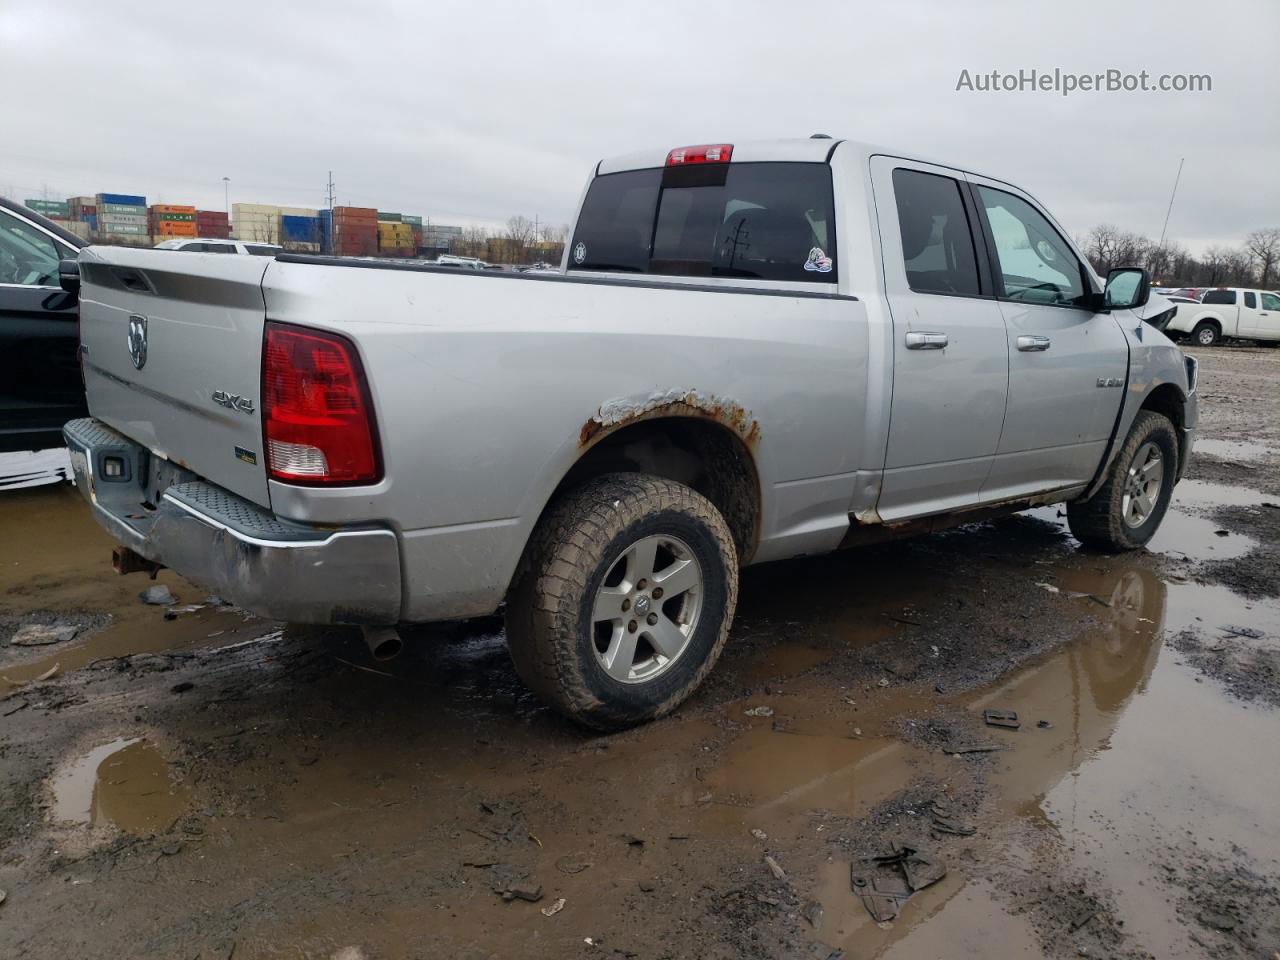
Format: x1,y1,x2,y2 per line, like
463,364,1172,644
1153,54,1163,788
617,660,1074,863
64,137,1197,729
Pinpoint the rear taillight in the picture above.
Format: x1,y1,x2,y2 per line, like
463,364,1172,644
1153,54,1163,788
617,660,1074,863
666,143,733,166
262,321,381,486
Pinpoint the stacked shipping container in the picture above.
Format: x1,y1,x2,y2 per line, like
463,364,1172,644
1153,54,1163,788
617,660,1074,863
377,221,416,257
325,207,378,257
96,193,149,242
151,204,197,239
25,199,69,218
279,214,321,252
196,210,230,239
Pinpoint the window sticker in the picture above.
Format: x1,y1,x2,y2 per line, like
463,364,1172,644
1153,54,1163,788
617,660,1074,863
573,242,587,264
803,247,833,273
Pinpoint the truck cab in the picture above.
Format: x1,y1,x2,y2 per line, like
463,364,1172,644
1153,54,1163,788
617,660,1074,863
1162,286,1280,345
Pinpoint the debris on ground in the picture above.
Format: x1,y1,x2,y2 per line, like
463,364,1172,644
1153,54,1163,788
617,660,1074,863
555,854,592,874
540,897,566,917
750,829,768,841
9,623,78,647
764,855,787,881
498,883,543,903
34,664,59,682
1037,719,1053,729
851,842,948,922
801,898,824,930
171,681,195,694
139,584,176,606
983,709,1020,729
744,706,774,717
930,799,976,837
948,743,1004,755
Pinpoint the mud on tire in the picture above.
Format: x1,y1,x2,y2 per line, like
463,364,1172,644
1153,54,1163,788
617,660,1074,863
506,473,739,731
1067,410,1179,552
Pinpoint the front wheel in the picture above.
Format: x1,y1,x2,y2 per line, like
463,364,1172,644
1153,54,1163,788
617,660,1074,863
507,473,738,730
1067,411,1178,551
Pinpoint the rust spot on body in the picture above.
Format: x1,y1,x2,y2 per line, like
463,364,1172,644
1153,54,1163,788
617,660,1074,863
579,390,760,449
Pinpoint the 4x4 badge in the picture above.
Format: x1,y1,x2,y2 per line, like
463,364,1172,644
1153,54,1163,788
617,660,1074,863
127,315,148,370
212,390,255,414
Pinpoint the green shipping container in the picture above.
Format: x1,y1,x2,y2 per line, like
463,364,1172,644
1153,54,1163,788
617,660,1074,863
25,199,70,216
100,224,149,236
402,215,423,225
153,213,195,222
377,212,402,222
100,202,148,216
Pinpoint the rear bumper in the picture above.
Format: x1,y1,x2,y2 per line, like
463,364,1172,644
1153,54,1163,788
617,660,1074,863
63,418,402,624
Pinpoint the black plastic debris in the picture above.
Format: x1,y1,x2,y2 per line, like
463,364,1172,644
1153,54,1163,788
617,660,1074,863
852,842,948,922
1037,719,1053,729
983,709,1021,729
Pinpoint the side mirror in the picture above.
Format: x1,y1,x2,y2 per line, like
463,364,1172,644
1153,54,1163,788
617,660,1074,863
58,258,80,297
1101,267,1150,311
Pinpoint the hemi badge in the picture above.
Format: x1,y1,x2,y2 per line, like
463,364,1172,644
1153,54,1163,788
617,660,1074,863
234,447,258,465
1096,377,1123,389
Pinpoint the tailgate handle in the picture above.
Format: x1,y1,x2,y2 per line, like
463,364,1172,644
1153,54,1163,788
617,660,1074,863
112,267,155,294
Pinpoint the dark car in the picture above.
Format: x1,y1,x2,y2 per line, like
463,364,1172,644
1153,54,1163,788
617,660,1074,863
0,197,87,453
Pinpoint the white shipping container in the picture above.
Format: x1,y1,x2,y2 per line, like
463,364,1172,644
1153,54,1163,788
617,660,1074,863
99,213,148,227
232,203,282,216
57,221,91,240
277,206,319,218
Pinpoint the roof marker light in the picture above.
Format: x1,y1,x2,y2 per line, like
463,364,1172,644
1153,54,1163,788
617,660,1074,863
666,144,734,166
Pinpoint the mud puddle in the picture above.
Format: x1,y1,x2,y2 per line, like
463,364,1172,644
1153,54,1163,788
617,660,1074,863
1,484,278,689
50,736,190,833
1193,438,1275,462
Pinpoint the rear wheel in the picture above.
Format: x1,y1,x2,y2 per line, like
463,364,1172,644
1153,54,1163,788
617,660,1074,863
1192,322,1221,346
1066,411,1178,551
507,473,738,730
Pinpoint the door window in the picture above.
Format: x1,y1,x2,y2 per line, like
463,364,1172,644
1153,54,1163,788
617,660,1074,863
1202,289,1236,305
976,186,1086,306
1243,291,1257,308
890,169,981,296
1261,293,1280,310
0,211,62,286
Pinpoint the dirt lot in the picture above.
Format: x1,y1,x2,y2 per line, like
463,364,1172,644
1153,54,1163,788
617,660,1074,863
2,344,1279,960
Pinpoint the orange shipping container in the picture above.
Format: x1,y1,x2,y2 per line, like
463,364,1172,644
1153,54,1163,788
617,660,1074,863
155,220,197,237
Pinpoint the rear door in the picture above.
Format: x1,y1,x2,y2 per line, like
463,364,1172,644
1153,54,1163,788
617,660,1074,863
966,178,1129,500
869,157,1009,520
1237,290,1261,336
0,207,85,452
77,246,272,505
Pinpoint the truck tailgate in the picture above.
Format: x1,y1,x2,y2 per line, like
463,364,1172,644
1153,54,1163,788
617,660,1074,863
77,246,272,506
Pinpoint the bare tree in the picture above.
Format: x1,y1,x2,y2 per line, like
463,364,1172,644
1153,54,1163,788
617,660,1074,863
1245,228,1280,288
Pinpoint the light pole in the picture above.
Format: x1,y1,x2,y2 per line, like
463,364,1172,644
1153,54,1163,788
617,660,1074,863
222,177,230,215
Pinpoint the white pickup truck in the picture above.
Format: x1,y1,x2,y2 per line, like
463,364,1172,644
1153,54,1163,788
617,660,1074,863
1159,286,1280,346
63,137,1198,729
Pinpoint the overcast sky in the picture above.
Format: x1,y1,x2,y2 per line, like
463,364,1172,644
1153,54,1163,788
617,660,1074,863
3,0,1275,253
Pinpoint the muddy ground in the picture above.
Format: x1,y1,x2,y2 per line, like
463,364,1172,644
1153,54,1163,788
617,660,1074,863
2,344,1279,960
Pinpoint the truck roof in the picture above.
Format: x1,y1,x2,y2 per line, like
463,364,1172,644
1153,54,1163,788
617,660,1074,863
596,137,965,177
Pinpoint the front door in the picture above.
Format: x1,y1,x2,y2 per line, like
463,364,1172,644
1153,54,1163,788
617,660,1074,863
1256,291,1280,341
967,179,1129,501
870,157,1009,521
0,209,84,453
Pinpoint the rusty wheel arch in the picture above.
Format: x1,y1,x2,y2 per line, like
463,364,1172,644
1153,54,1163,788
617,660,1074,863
547,396,763,563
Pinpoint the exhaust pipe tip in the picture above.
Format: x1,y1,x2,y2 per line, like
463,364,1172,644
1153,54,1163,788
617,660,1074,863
362,626,403,662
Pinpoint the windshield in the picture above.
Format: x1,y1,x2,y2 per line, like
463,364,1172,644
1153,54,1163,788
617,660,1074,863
569,162,837,283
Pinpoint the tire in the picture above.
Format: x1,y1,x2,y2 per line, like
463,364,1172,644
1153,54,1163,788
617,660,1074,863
507,473,738,731
1191,322,1220,346
1066,411,1179,552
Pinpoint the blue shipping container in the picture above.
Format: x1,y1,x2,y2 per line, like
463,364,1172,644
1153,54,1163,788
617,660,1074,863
85,215,98,230
98,193,146,206
281,215,320,243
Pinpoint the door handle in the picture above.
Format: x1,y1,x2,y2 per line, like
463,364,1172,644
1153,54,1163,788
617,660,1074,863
905,331,948,350
1017,335,1052,352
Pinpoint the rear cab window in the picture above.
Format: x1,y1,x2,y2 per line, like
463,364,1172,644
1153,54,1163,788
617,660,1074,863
1202,289,1237,305
568,162,837,283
